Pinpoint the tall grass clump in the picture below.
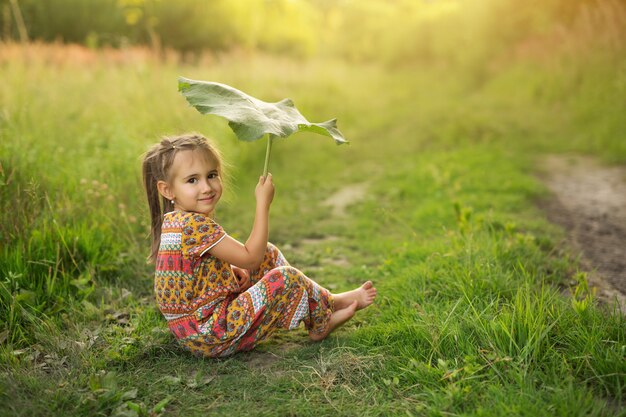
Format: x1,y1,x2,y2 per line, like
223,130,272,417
348,146,624,412
0,151,136,346
0,46,158,349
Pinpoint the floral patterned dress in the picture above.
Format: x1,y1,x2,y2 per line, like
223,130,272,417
154,211,334,357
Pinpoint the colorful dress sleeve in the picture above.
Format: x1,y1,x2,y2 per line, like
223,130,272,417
181,213,227,259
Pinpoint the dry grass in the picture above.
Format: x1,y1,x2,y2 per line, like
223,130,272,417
507,0,626,65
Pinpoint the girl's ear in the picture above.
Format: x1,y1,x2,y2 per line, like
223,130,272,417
157,180,174,200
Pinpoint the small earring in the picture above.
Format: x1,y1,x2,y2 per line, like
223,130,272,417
170,199,174,205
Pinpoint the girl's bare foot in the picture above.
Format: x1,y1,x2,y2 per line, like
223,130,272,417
309,301,357,341
333,281,377,311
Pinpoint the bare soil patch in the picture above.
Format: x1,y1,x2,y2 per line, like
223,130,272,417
538,155,626,310
287,183,369,271
322,183,368,217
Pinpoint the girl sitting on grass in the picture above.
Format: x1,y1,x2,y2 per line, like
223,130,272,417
142,133,377,357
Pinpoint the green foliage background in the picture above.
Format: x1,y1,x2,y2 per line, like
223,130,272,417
1,0,625,415
1,0,619,62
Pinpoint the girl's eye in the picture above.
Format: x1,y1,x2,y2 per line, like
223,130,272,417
208,173,219,179
188,178,198,184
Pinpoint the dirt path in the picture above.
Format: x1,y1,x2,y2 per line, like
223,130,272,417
538,155,626,310
322,183,368,218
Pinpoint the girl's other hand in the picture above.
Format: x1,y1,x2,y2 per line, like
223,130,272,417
232,265,251,292
255,173,275,208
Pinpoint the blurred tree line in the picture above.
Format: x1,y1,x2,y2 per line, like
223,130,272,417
0,0,623,64
0,0,320,56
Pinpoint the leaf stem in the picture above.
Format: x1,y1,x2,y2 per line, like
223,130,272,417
263,134,274,177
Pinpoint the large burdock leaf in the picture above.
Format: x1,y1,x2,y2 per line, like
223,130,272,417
178,77,348,144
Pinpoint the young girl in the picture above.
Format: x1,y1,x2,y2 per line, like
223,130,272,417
142,133,377,358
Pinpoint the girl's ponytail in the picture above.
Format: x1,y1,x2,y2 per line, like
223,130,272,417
142,151,167,262
142,153,163,262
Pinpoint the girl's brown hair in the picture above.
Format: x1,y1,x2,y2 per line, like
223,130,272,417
142,133,224,262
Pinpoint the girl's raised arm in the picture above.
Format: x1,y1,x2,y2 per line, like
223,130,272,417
209,174,274,270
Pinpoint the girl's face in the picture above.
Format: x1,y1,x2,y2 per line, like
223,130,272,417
160,149,222,216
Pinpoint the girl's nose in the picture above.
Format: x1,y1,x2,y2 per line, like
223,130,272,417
201,178,213,192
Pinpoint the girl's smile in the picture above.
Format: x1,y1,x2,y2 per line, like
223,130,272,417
161,149,223,216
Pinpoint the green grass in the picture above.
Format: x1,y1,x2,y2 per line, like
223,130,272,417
0,44,625,416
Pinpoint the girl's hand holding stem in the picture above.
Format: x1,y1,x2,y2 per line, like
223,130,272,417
208,174,274,271
255,173,274,210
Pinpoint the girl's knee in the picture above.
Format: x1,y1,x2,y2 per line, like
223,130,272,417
266,242,278,254
267,242,288,267
279,265,304,283
252,243,282,280
266,266,305,293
